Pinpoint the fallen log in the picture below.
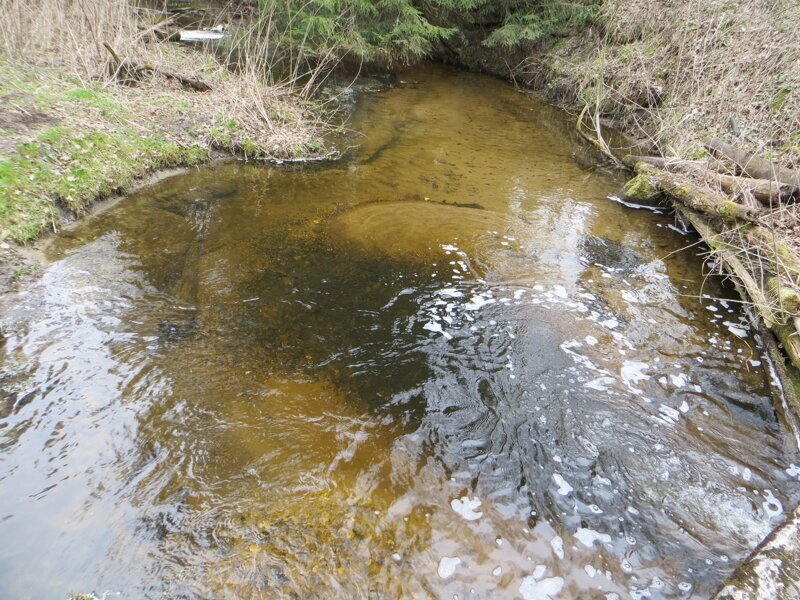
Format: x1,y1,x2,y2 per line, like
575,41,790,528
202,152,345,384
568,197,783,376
624,155,798,206
631,163,764,224
625,156,800,370
144,66,211,91
716,175,797,207
706,138,800,188
687,208,800,368
681,210,800,365
103,42,211,92
742,226,800,288
680,208,778,326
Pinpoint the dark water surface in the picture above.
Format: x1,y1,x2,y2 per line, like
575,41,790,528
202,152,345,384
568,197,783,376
1,64,799,599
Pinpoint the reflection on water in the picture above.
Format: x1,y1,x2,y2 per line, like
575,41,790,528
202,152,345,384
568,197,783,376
1,63,799,599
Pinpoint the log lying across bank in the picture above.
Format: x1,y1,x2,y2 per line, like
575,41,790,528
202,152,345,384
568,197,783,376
620,151,800,375
707,138,800,189
624,155,799,206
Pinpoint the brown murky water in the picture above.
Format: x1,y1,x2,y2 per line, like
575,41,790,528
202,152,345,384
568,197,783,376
1,64,799,599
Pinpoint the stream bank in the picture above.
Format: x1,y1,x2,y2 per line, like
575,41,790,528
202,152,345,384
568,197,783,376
3,62,799,599
0,0,327,255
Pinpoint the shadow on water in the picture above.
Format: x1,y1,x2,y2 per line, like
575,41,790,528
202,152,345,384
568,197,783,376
1,63,799,598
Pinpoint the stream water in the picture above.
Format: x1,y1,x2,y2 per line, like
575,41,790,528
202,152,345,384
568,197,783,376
1,64,799,599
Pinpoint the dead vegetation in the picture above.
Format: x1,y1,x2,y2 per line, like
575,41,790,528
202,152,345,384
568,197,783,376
0,0,330,244
526,0,800,165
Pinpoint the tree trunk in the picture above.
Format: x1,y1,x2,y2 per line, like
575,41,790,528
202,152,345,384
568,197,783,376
706,138,800,188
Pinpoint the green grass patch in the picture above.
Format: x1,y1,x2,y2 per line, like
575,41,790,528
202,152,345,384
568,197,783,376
64,86,127,120
0,127,209,243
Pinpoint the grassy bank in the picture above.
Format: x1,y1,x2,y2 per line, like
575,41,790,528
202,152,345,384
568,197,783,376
0,0,325,245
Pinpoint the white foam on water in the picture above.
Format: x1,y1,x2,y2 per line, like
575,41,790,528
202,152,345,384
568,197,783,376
450,495,483,521
670,373,688,388
600,318,619,329
723,321,748,337
585,376,615,391
787,464,800,478
762,489,783,519
584,565,597,578
492,566,502,577
621,290,639,304
679,401,690,413
658,404,681,424
621,361,650,393
574,528,612,547
519,568,564,600
423,321,452,339
550,535,564,559
438,288,463,298
553,285,568,299
438,556,461,579
585,335,598,346
464,293,496,311
553,473,573,495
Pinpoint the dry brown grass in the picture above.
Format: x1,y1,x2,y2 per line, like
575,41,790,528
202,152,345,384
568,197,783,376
0,0,328,159
1,0,142,79
526,0,800,168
